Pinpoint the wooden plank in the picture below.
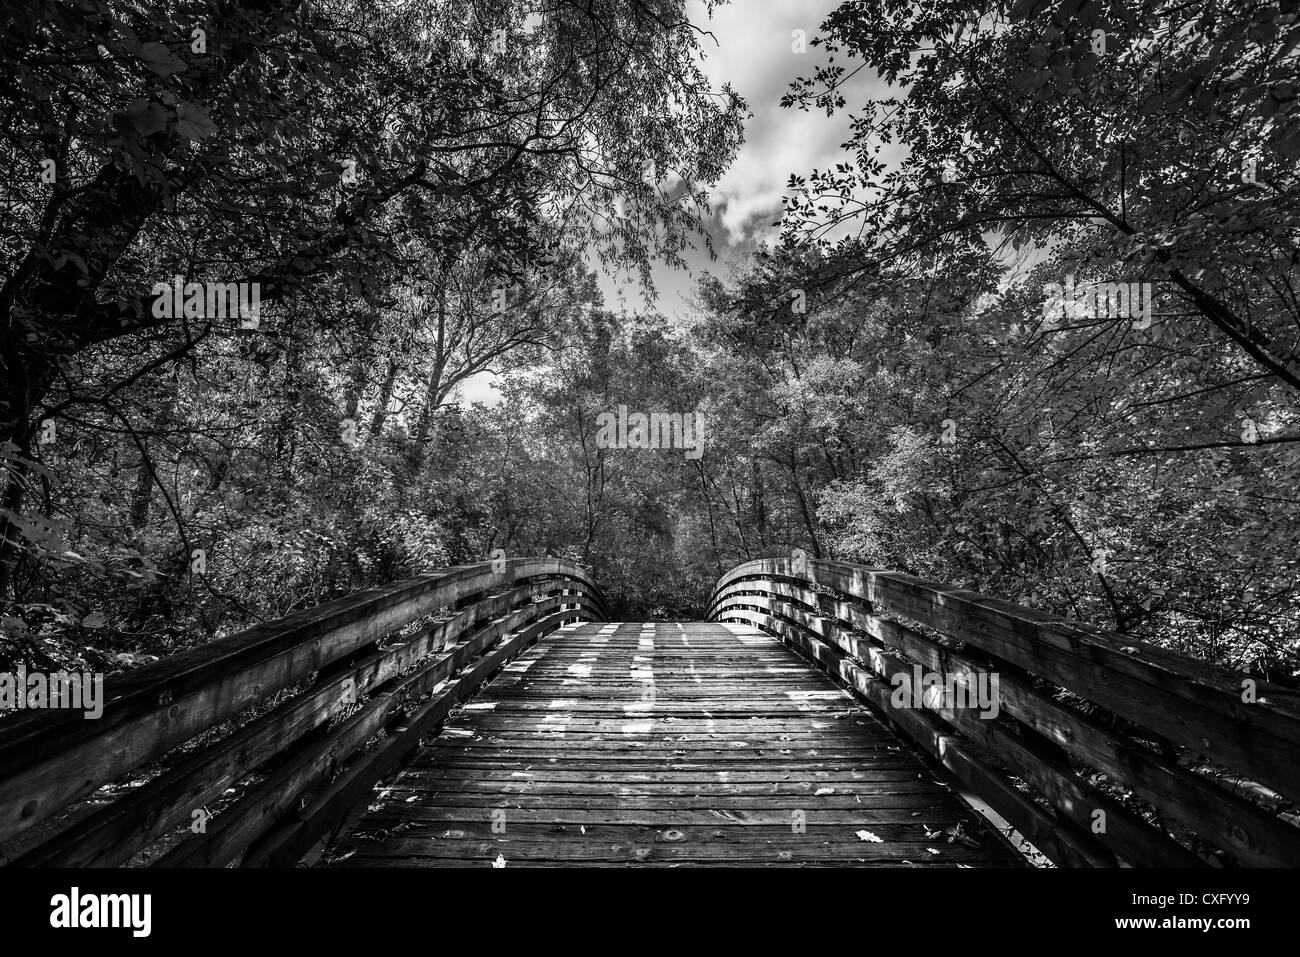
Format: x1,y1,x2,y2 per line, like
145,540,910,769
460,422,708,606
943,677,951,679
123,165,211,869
333,859,1010,868
155,602,575,867
356,807,970,825
716,585,1300,867
712,559,1300,803
240,611,576,867
345,822,969,844
351,793,956,810
340,838,1006,864
402,767,925,780
0,558,604,844
10,583,566,867
322,622,1025,868
722,608,1114,867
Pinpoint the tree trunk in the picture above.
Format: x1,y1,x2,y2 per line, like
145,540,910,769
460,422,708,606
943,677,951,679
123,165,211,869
409,359,447,470
369,359,400,436
409,293,449,470
129,450,154,530
750,458,767,549
787,456,823,558
0,455,30,600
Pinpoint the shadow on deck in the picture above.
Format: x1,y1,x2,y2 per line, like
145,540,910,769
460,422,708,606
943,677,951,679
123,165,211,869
324,621,1023,867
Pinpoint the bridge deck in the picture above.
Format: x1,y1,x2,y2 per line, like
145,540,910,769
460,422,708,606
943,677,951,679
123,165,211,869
327,621,1024,866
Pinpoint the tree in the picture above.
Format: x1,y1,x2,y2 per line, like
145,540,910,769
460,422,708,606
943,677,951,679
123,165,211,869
0,0,745,597
783,0,1300,389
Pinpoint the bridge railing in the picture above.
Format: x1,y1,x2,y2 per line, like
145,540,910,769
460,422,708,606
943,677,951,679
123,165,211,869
0,558,605,867
709,558,1300,867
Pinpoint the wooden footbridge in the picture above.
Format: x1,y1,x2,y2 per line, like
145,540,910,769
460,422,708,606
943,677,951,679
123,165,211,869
2,558,1298,868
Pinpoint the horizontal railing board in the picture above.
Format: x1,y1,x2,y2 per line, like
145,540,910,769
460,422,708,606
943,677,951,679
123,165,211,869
155,596,593,868
799,597,1300,868
714,594,1204,867
0,558,602,846
711,561,1300,867
713,577,1300,863
10,581,568,867
719,606,1113,867
241,609,582,867
713,560,1300,804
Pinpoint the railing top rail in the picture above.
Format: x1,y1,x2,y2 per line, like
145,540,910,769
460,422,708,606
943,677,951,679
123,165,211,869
0,557,605,845
710,557,1300,803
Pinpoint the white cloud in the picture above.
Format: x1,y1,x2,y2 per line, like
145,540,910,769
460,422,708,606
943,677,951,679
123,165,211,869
596,0,889,315
713,108,851,245
689,0,860,244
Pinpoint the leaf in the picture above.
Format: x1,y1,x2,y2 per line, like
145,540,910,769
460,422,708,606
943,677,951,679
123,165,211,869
945,823,981,848
1275,132,1300,157
492,853,507,868
1139,93,1167,115
139,41,186,77
1009,0,1044,20
122,98,168,136
175,101,216,141
855,829,884,843
52,251,89,275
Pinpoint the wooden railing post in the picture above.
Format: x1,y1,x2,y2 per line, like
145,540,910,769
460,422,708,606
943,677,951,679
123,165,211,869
0,558,607,867
708,557,1300,868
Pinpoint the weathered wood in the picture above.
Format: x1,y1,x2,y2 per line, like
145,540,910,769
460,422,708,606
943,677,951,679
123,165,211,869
156,598,584,867
348,792,959,809
359,806,972,825
711,561,1300,867
836,601,1299,867
714,582,1300,863
720,595,1203,867
324,621,1025,868
242,610,575,867
0,558,603,851
720,606,1115,868
713,560,1300,803
12,581,568,867
334,838,1006,864
11,549,1286,870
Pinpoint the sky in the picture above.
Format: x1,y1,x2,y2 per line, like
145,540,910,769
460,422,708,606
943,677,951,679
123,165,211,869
461,0,875,403
600,0,869,317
